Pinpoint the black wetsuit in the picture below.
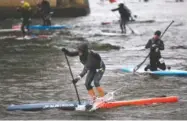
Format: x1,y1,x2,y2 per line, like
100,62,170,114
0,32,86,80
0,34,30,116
63,49,105,90
39,0,51,25
112,4,131,33
145,38,166,71
17,7,32,36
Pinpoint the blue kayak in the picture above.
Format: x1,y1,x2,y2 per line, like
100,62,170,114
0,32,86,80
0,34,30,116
7,101,91,111
121,67,187,76
29,25,71,30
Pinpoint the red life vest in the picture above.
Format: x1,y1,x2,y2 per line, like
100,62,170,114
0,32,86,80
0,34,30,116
109,0,116,3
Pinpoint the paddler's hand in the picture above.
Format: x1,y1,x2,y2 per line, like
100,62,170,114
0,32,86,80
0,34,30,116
155,47,159,52
61,48,68,53
151,44,158,48
72,76,81,84
96,68,104,73
151,44,159,52
151,44,158,51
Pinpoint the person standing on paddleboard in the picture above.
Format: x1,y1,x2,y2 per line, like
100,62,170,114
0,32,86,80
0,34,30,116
61,43,105,101
37,0,52,26
144,30,166,71
111,3,133,33
17,0,32,37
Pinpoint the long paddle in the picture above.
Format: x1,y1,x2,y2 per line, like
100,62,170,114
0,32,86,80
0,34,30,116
113,12,136,34
64,53,81,105
126,24,135,34
133,20,174,72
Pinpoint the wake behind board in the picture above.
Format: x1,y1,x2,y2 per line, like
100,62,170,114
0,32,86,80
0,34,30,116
16,35,51,40
121,67,187,76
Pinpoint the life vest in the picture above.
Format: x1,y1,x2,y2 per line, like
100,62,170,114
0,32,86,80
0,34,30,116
109,0,116,3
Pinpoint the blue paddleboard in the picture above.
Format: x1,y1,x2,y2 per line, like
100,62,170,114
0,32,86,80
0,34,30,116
29,25,71,30
121,67,187,76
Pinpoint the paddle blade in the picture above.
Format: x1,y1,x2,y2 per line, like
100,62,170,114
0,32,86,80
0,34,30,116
133,64,141,72
133,53,150,72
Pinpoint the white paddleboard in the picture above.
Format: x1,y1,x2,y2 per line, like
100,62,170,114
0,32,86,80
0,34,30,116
16,36,32,40
16,35,50,40
95,30,130,36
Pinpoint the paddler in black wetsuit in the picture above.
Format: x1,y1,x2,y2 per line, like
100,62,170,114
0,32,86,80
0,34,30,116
62,43,105,101
37,0,51,26
144,30,166,71
111,3,133,33
17,0,32,37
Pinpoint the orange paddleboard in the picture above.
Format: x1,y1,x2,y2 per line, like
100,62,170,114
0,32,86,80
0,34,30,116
97,96,178,109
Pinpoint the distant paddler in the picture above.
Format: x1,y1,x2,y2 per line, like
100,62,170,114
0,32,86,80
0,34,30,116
17,0,32,37
111,3,134,33
176,0,183,2
62,43,106,102
37,0,52,26
144,30,166,71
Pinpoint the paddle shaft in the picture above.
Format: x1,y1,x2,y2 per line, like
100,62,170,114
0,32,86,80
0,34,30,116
126,24,135,34
134,20,174,72
64,54,81,105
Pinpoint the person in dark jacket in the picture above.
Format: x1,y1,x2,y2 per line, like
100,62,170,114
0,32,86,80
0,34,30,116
17,0,32,37
61,43,105,101
144,30,166,71
37,0,51,25
111,3,133,33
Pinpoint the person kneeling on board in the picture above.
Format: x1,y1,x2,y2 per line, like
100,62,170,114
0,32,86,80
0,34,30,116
37,0,52,26
144,30,166,71
111,3,134,33
17,0,32,37
62,43,105,102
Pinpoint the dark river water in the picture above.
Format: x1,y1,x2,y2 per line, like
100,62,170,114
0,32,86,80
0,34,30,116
0,0,187,120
